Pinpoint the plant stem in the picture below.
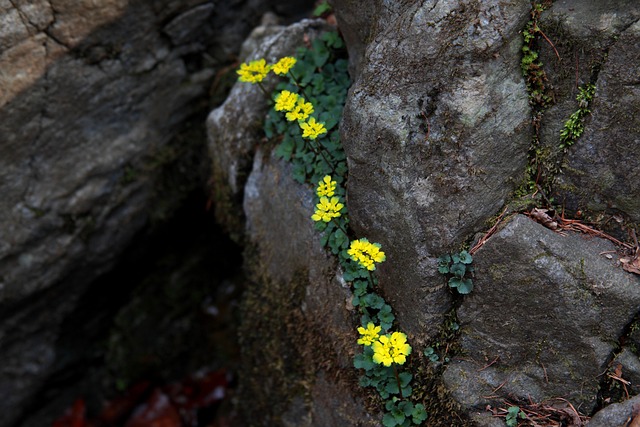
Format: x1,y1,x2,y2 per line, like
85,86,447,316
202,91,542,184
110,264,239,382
393,365,403,399
257,82,272,100
304,138,337,176
331,217,349,238
288,71,312,100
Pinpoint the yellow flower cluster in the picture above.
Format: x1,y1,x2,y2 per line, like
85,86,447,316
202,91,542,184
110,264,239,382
272,56,297,75
285,98,314,122
357,322,381,346
316,175,337,197
275,90,299,112
371,331,412,367
348,238,386,271
311,196,344,222
300,117,327,140
237,56,297,83
236,59,271,83
273,89,327,140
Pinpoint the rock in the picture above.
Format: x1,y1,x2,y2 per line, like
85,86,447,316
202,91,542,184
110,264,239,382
0,1,312,425
526,1,640,222
206,18,331,240
334,0,532,340
238,148,370,425
444,215,640,413
588,394,640,427
553,18,640,221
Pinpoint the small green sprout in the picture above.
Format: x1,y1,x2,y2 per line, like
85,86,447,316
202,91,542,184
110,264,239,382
437,250,474,294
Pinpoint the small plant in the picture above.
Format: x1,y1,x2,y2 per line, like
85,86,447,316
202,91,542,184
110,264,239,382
355,324,427,426
423,347,439,363
559,83,595,149
520,2,552,108
313,0,332,17
505,406,526,427
237,31,425,425
437,250,474,294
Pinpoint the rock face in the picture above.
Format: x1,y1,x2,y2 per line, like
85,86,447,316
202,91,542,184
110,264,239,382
207,20,375,425
530,2,640,222
0,1,311,426
335,0,532,340
204,1,640,425
444,215,640,414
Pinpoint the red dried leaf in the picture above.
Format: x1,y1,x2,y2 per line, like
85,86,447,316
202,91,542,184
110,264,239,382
96,381,151,426
51,398,87,427
124,389,181,427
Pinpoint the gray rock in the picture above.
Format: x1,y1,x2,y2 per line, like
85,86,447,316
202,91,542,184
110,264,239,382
444,215,640,413
206,18,331,240
334,0,532,340
554,18,640,221
239,148,370,425
0,1,312,425
588,394,640,427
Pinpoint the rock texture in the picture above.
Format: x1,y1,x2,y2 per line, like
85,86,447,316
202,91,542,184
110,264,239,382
0,1,311,426
207,19,375,425
530,2,640,222
206,18,331,240
335,0,532,340
444,215,640,414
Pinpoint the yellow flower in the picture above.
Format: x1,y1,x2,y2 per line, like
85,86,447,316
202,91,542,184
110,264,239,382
316,175,337,197
285,98,314,121
372,332,412,367
272,56,297,75
237,58,271,83
311,196,343,222
348,238,386,271
357,323,381,346
299,117,327,140
274,90,299,112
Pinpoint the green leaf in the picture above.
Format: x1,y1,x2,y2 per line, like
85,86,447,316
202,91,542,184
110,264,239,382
353,280,368,296
456,278,473,294
383,413,400,427
449,262,466,278
459,250,473,264
363,293,385,310
385,380,399,395
437,254,451,264
313,1,332,17
412,404,427,423
312,39,330,68
448,277,462,289
398,371,412,387
353,352,375,371
358,375,370,387
437,264,450,274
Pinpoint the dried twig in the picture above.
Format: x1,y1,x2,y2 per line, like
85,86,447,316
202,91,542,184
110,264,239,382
470,207,509,255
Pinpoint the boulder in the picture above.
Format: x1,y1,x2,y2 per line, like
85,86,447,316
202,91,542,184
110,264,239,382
206,18,331,240
0,1,311,425
334,0,532,340
444,215,640,413
238,148,371,425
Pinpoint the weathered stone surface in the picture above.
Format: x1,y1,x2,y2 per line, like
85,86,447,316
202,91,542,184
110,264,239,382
206,18,331,239
444,215,640,413
334,0,532,340
588,394,640,427
0,1,312,426
238,148,370,425
553,17,640,221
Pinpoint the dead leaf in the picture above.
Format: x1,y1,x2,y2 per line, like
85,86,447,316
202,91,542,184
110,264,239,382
628,403,640,427
530,208,558,230
621,257,640,275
